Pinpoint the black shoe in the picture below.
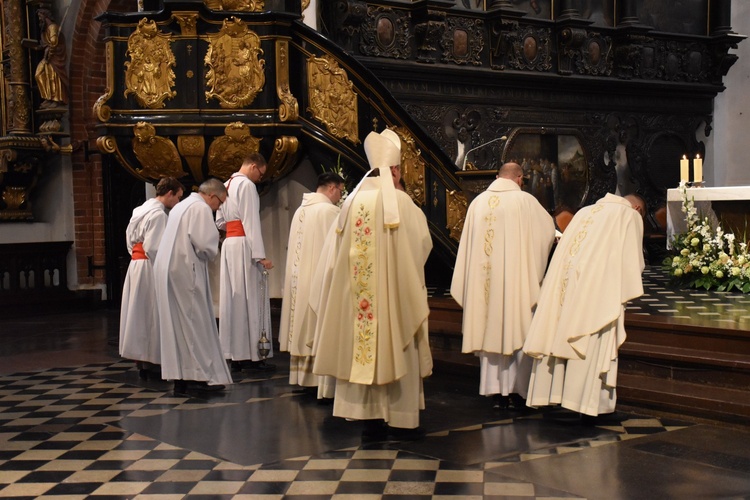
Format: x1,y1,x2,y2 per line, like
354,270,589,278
508,394,527,411
230,361,244,372
388,426,425,441
361,420,388,443
138,368,149,380
244,360,276,372
493,394,510,410
188,381,225,392
173,380,188,396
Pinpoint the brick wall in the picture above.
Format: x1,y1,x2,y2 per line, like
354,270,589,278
67,0,131,287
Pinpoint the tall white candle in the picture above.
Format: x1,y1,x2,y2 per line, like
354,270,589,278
680,155,689,183
694,154,703,184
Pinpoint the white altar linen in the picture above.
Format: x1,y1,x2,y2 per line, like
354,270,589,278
666,186,750,247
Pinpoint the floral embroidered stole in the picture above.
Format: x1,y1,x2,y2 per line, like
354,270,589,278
349,192,378,384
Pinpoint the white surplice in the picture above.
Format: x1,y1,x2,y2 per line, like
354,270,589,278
119,198,167,365
523,193,644,416
215,173,273,362
279,192,339,396
154,193,233,386
451,177,555,397
312,180,433,429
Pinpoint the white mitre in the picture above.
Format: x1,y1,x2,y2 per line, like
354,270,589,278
337,128,402,231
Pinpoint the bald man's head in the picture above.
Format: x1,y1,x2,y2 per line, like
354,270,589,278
497,162,524,187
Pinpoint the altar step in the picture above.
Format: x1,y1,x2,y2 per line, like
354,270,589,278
427,298,750,425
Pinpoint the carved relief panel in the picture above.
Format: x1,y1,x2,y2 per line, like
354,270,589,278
132,122,185,180
307,55,360,144
441,16,484,66
392,127,426,206
207,122,262,180
205,17,265,108
360,6,412,59
124,19,177,109
503,25,553,72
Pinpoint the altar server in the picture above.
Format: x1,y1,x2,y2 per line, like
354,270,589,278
155,179,233,394
119,177,182,378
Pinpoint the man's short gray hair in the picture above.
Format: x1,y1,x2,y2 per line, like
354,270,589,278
198,178,227,197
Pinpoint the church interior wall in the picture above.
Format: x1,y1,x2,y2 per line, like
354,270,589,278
710,0,750,188
2,0,748,308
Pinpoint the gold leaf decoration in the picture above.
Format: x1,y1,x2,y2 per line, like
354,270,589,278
307,55,360,144
205,17,265,109
124,19,177,109
207,122,262,180
132,122,185,179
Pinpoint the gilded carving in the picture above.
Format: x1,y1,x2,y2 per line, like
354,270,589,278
132,122,185,179
2,186,27,211
360,6,412,59
446,189,468,242
276,40,299,122
93,41,114,122
177,136,206,183
205,17,265,109
265,136,299,182
4,0,32,133
307,55,360,144
173,12,198,36
302,0,310,12
96,135,118,154
207,122,261,180
441,16,483,66
392,127,426,206
204,0,264,11
124,19,177,108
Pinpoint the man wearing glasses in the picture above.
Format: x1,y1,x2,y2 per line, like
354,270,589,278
216,152,275,372
154,178,233,395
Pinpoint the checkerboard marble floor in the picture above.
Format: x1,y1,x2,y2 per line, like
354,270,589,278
3,267,750,499
1,354,733,500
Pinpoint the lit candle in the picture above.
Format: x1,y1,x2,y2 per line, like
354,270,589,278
694,154,703,184
680,155,689,183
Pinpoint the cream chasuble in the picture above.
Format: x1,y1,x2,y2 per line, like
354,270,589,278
279,192,339,392
311,179,433,427
523,193,644,416
451,177,555,356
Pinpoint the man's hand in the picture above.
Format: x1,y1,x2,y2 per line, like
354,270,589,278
259,259,273,270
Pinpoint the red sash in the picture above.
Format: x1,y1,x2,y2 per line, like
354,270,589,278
131,242,147,260
226,220,246,237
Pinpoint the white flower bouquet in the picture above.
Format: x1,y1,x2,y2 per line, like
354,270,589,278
663,182,750,292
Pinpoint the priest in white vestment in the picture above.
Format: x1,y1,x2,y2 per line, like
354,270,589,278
523,193,644,417
451,163,555,409
216,153,275,371
119,177,183,378
312,129,433,437
154,179,233,394
279,172,345,399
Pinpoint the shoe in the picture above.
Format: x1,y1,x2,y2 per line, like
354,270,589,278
493,394,510,410
361,420,388,443
508,394,527,411
244,360,276,372
230,361,244,372
188,381,225,392
139,368,149,380
388,426,425,441
173,380,188,396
